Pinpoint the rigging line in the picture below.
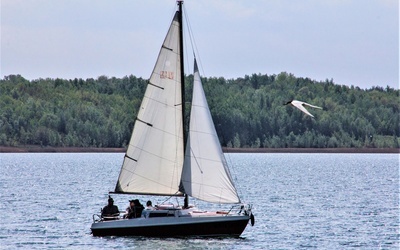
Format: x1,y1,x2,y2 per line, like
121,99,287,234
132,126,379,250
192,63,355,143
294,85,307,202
218,133,243,200
182,7,191,75
183,4,205,77
182,4,195,71
190,147,204,173
224,149,244,201
159,191,183,205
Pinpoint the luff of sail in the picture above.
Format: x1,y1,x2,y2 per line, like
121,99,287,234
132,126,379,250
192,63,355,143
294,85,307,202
180,59,240,204
115,12,184,196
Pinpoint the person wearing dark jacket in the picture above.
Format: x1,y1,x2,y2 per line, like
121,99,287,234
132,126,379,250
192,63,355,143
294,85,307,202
125,199,144,219
101,197,119,218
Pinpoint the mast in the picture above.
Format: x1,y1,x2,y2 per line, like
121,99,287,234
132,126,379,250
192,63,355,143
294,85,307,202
177,0,189,208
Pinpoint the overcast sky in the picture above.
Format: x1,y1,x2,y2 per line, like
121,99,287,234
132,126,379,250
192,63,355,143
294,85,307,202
1,0,399,89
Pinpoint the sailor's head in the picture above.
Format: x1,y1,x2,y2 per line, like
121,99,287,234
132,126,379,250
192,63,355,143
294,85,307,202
108,197,114,204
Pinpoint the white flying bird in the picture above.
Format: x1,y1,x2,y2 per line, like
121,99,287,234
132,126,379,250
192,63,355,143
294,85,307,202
284,100,322,118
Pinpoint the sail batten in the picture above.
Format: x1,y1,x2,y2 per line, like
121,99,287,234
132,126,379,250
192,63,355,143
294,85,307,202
124,155,137,162
147,82,165,90
162,45,174,51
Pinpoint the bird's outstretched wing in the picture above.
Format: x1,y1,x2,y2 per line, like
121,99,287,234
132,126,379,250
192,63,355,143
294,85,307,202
302,102,322,110
291,100,322,118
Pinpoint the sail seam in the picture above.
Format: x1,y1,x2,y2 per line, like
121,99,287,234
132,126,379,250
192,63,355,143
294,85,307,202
187,156,222,164
134,111,184,139
190,130,217,135
123,170,182,193
143,95,182,111
125,146,182,168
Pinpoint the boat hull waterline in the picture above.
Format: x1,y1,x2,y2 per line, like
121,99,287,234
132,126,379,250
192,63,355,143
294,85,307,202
91,215,250,237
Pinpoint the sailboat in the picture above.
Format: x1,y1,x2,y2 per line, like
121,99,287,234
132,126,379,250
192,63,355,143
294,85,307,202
91,0,254,237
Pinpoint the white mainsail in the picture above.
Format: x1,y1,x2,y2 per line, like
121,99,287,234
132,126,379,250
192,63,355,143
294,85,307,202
115,12,184,196
181,60,240,204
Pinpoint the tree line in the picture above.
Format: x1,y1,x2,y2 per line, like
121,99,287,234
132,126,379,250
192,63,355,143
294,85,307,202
0,73,399,149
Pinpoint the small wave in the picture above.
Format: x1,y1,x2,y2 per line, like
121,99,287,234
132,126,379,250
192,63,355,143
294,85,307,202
26,217,58,223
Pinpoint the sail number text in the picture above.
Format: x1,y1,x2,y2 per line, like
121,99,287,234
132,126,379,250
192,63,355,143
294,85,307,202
160,71,174,80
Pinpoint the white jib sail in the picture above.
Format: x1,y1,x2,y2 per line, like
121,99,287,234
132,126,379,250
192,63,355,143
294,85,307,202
115,12,184,196
181,60,240,204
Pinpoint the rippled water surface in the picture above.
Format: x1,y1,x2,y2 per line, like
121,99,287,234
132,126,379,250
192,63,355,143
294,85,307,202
0,153,398,249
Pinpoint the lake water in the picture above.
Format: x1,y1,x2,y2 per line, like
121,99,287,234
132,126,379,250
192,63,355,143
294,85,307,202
0,153,398,249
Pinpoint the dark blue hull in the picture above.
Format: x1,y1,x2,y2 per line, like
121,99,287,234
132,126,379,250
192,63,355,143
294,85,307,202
91,215,250,237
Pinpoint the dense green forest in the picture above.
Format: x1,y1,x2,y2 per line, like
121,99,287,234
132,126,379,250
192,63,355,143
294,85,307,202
0,73,399,148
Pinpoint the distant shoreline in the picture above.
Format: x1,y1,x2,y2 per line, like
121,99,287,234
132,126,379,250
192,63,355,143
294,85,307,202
222,147,399,154
0,146,398,154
